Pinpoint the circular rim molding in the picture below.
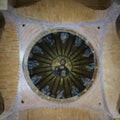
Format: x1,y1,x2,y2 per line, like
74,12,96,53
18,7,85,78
23,28,98,103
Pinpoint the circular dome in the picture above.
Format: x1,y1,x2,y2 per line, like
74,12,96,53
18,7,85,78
23,29,98,102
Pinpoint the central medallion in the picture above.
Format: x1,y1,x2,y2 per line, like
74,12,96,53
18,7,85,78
24,29,98,102
52,57,72,78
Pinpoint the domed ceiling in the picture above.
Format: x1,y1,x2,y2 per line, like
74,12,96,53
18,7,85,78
23,30,98,102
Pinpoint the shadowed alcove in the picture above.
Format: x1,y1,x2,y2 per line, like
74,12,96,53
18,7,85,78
78,0,114,10
9,0,110,23
0,13,19,116
9,0,41,8
0,93,4,115
0,13,5,115
0,12,5,40
116,14,120,39
10,0,114,10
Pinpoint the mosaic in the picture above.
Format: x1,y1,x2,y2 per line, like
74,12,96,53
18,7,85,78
26,31,97,101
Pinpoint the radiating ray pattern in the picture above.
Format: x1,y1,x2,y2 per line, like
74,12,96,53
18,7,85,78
27,31,97,100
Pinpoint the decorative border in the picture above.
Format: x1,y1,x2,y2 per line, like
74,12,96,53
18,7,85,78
22,27,99,103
